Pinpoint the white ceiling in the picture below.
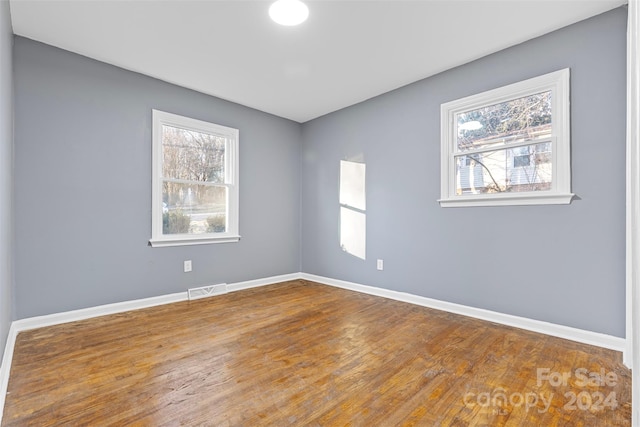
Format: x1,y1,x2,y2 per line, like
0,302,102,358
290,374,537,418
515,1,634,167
9,0,627,123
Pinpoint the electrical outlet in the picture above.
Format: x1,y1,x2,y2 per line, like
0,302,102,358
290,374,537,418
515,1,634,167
184,260,192,273
377,259,384,271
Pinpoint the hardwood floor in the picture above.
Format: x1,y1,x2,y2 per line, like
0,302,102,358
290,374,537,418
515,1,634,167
2,280,631,426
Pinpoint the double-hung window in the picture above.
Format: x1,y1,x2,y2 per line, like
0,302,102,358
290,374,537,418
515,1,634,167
439,69,573,207
150,110,239,247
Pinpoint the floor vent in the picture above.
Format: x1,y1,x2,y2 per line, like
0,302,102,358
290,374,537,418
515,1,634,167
188,284,228,301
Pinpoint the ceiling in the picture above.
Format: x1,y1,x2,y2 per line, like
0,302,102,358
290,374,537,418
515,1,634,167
9,0,627,123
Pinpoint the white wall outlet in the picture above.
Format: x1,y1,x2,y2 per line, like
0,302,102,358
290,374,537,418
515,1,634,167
377,259,384,271
184,260,192,273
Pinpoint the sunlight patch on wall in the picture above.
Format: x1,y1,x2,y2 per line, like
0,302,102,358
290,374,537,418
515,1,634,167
339,160,366,260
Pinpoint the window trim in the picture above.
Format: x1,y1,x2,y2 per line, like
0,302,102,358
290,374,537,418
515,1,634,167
439,68,574,207
149,110,240,247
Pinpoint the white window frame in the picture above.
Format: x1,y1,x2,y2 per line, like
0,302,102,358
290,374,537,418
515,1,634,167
439,69,573,207
149,110,240,247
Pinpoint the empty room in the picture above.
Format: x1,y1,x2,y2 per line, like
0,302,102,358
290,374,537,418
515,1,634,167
1,0,639,425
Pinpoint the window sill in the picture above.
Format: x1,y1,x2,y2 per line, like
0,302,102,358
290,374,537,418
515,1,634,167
438,192,574,208
149,235,241,247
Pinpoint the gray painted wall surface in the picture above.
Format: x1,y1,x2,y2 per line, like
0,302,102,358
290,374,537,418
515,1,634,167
0,0,13,357
301,8,627,337
11,8,628,339
14,37,301,319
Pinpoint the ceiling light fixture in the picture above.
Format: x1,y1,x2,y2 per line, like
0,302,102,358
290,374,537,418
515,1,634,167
269,0,309,26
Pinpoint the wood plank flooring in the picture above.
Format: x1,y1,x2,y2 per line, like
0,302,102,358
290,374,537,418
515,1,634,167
2,280,631,426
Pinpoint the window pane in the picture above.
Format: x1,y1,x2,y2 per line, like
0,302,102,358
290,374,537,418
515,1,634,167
455,142,552,195
162,125,226,183
456,91,552,152
162,182,227,235
514,154,530,167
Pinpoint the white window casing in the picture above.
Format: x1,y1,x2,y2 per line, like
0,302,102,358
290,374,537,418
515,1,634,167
439,69,573,207
149,110,240,247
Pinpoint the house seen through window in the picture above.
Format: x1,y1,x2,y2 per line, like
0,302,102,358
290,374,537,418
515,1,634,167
440,69,573,207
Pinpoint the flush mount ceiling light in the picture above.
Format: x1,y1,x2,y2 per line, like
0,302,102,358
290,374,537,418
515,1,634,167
269,0,309,26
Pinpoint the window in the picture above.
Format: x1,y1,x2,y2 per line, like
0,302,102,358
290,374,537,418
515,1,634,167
150,110,239,247
513,154,530,168
439,69,573,207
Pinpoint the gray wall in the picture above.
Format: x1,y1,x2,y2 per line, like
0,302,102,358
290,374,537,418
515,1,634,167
0,0,13,357
11,7,628,339
13,37,301,319
301,8,627,337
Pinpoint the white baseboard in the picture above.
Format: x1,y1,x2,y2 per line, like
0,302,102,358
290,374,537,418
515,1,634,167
12,292,189,333
227,273,301,292
300,273,627,353
0,271,627,424
0,322,18,427
0,272,300,424
8,272,302,335
0,291,191,425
